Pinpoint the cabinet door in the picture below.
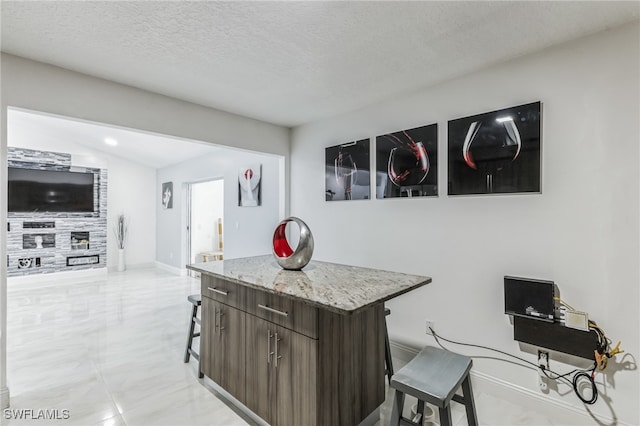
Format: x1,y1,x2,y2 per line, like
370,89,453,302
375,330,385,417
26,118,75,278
244,314,276,424
210,300,246,402
272,323,317,426
200,296,215,379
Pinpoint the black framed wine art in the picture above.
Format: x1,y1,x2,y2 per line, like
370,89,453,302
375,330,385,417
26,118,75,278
376,123,438,199
448,101,541,195
325,139,370,201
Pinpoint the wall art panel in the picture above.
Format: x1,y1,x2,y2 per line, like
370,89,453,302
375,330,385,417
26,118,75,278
376,124,438,198
448,101,541,195
325,139,370,201
238,164,262,207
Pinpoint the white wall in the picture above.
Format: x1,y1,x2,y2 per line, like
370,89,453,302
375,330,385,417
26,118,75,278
104,157,156,269
0,54,290,157
156,150,283,272
7,120,157,269
291,23,639,424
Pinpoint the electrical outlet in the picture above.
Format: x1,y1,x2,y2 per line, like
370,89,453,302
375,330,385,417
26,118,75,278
538,350,550,392
425,319,435,336
538,370,549,392
538,350,549,369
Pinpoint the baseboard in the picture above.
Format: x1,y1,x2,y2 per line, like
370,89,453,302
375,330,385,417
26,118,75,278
107,262,155,273
0,386,10,410
154,261,187,276
7,267,107,285
389,340,421,368
389,340,629,426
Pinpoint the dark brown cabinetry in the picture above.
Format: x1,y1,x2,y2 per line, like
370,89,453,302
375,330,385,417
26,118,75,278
200,274,384,425
201,297,245,401
245,314,317,426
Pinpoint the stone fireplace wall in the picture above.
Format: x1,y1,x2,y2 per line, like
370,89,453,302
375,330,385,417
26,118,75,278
7,147,108,276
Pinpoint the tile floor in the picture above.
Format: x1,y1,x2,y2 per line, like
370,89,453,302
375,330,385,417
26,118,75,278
4,267,556,426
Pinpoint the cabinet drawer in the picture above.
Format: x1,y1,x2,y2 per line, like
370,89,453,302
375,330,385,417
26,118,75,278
201,275,244,308
245,287,318,339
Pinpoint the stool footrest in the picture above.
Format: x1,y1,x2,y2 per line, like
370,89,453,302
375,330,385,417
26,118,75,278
188,348,200,361
452,394,464,405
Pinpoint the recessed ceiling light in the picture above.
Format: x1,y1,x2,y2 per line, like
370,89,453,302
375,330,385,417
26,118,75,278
104,138,118,146
495,116,513,123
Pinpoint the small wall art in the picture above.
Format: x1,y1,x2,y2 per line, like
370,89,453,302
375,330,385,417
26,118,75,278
325,139,370,201
376,124,438,198
238,164,262,207
162,182,173,209
448,101,541,195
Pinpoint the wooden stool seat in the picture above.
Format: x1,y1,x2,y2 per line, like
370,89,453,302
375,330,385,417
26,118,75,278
390,346,478,426
187,294,201,305
184,294,204,378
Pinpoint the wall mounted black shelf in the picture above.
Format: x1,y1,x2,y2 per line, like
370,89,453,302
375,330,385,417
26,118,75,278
513,316,599,360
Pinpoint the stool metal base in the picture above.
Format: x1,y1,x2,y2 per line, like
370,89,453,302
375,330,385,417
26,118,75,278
384,307,394,384
184,294,204,378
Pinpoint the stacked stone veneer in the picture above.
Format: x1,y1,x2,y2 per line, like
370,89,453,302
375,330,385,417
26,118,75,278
7,147,108,276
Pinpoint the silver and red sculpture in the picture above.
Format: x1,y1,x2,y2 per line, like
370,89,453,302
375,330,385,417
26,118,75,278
272,217,314,270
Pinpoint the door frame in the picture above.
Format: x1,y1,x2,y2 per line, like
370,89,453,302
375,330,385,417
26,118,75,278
186,177,224,276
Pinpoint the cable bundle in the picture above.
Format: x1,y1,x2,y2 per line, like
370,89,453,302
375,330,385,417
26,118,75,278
429,326,612,405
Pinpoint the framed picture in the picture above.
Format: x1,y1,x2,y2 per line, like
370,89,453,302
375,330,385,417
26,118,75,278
162,182,173,209
325,139,370,201
238,164,261,207
448,101,541,195
376,123,438,198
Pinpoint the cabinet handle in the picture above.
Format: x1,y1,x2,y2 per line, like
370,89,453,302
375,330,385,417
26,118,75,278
207,287,228,296
258,304,288,317
219,311,225,333
274,332,282,368
267,330,274,364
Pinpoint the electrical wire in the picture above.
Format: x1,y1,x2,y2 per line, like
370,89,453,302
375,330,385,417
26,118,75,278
573,370,598,404
429,327,599,405
553,297,576,311
430,327,541,370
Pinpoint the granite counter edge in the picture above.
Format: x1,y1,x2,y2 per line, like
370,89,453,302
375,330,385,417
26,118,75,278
187,264,432,315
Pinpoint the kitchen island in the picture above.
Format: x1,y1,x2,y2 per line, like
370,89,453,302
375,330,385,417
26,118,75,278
187,255,431,426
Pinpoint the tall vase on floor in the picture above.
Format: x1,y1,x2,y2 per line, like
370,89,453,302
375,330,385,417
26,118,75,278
117,248,126,272
114,214,128,272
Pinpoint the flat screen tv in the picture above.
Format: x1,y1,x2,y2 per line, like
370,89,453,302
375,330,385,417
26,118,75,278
8,167,95,213
504,276,556,322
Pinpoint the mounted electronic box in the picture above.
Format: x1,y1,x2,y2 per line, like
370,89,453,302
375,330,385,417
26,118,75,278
504,276,624,405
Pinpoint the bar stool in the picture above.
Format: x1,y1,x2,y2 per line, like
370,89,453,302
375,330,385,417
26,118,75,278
384,307,394,384
389,346,478,426
184,294,204,378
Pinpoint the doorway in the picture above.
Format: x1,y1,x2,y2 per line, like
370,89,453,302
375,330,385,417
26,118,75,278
187,179,224,276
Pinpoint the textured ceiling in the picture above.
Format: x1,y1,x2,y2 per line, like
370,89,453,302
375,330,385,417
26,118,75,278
1,1,639,127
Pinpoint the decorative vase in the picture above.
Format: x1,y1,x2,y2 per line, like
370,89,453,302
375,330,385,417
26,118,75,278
117,248,126,272
272,217,314,270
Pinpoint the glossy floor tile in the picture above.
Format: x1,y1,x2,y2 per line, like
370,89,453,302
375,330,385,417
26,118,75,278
4,267,559,426
4,268,244,426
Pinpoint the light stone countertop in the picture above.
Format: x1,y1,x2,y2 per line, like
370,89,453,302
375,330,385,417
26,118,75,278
187,255,431,314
